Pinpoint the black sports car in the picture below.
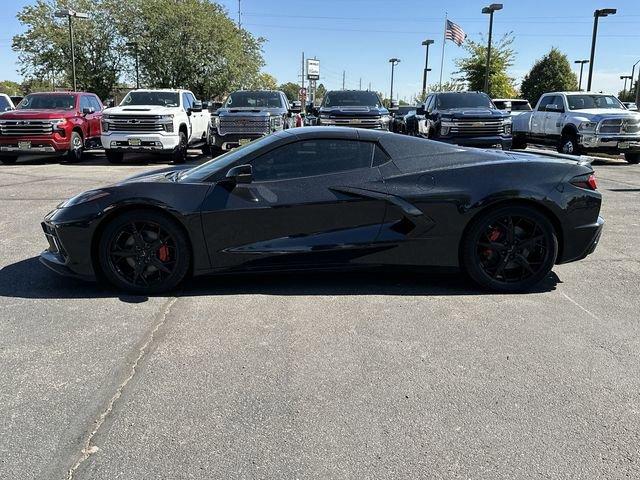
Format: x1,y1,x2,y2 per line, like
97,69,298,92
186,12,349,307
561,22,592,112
40,127,603,294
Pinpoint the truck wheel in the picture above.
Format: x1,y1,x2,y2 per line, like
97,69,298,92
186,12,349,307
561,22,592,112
106,151,124,164
201,142,211,156
1,156,18,165
558,133,580,155
625,153,640,164
512,136,527,150
171,131,188,164
65,131,84,163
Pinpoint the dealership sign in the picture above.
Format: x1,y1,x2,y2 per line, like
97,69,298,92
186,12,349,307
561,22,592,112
307,59,320,80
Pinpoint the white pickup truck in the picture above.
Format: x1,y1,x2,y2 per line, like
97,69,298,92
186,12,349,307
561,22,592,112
101,89,210,164
512,91,640,164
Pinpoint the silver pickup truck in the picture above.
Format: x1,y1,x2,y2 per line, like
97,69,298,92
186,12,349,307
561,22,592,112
512,91,640,164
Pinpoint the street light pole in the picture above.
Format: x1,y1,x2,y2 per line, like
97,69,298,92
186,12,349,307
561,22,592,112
587,8,616,92
574,60,589,91
482,4,502,95
55,9,89,92
389,58,400,106
421,40,434,99
620,75,633,97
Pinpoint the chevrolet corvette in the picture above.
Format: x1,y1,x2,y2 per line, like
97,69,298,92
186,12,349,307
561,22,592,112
40,127,603,294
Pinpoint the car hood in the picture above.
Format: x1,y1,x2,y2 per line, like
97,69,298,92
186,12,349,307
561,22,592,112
105,105,178,116
319,106,389,118
117,165,194,184
440,108,508,120
568,108,640,120
0,109,76,119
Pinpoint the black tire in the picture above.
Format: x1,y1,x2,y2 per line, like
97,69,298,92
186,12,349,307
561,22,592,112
171,130,188,164
201,142,211,156
98,210,191,294
558,132,581,155
512,136,527,150
65,131,84,163
625,152,640,164
1,156,18,165
106,150,124,164
462,205,558,293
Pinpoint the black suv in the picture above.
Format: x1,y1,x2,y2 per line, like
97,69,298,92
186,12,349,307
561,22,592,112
210,90,301,152
312,90,391,130
405,92,512,149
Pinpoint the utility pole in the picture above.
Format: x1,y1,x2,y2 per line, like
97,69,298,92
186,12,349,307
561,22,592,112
301,52,305,93
237,0,241,28
342,71,345,90
359,78,362,90
574,60,589,91
368,82,371,91
482,4,503,95
587,8,616,91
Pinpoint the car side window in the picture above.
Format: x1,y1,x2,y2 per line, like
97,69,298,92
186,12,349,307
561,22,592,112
537,95,553,111
251,140,375,182
425,95,434,112
187,92,197,105
80,95,92,112
89,96,102,112
182,93,192,111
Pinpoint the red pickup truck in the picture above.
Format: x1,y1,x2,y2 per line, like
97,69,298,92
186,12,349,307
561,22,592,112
0,92,103,164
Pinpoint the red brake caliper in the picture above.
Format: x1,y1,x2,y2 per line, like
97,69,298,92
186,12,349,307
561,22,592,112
158,244,169,262
484,228,502,258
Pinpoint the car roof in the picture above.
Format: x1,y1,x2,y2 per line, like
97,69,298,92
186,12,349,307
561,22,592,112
281,126,391,142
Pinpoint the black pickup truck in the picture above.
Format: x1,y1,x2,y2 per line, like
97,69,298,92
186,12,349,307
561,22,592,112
404,92,512,149
311,90,391,130
209,90,301,152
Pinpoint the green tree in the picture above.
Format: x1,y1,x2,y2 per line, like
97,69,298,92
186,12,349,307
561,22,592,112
279,82,301,102
0,80,22,96
314,83,327,104
247,73,278,91
521,48,578,107
618,82,637,102
13,0,126,99
413,81,466,103
455,33,517,98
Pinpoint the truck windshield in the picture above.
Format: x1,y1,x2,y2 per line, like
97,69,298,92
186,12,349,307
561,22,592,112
437,93,493,110
567,95,624,110
17,94,76,110
121,91,180,107
224,91,284,108
322,91,382,107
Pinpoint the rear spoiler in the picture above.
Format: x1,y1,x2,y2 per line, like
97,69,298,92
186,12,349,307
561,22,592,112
515,147,593,166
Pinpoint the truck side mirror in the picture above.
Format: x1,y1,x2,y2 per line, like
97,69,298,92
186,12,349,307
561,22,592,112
82,107,94,115
191,100,203,113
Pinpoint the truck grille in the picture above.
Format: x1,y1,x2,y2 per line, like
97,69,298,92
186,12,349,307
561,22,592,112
598,118,640,135
218,117,271,135
0,120,55,136
449,119,505,136
320,117,382,128
105,115,166,133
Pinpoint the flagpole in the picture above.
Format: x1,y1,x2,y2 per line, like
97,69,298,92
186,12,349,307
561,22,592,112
439,13,447,90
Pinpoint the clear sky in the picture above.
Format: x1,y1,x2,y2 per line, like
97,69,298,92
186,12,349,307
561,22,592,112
1,0,639,101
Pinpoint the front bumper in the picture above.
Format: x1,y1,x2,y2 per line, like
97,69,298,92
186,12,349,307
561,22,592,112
578,134,640,154
0,135,71,155
439,135,512,149
210,132,265,150
101,133,179,152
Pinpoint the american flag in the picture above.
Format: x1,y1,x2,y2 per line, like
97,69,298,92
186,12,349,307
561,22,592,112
445,19,467,46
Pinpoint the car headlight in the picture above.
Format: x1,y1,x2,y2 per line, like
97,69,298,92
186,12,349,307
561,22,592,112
212,115,220,128
59,189,110,208
319,114,330,119
159,114,174,121
440,126,450,135
578,121,597,132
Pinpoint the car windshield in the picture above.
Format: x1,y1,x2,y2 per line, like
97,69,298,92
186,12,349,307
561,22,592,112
567,94,624,110
179,134,281,182
224,91,284,108
437,93,493,109
121,91,180,107
17,94,76,110
494,100,531,111
0,96,11,111
322,91,382,107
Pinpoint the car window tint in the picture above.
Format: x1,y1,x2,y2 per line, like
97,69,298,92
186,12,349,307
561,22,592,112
372,145,391,167
182,93,192,110
89,96,102,111
251,140,374,182
0,96,11,111
80,96,92,111
537,95,553,110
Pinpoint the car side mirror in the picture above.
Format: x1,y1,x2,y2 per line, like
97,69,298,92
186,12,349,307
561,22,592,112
225,164,253,184
416,106,426,115
191,100,203,112
82,107,94,115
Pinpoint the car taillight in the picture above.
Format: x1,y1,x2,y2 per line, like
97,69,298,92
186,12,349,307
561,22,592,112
571,173,598,190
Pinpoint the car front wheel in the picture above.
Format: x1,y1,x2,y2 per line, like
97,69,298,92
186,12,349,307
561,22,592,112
171,131,188,164
98,210,191,294
462,205,558,292
558,133,580,155
65,131,84,163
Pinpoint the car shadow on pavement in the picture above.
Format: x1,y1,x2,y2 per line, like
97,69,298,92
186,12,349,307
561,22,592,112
5,150,210,167
0,256,561,302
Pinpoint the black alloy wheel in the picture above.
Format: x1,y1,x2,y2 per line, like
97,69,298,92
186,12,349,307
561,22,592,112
98,210,190,294
462,206,558,292
171,131,188,164
65,131,84,163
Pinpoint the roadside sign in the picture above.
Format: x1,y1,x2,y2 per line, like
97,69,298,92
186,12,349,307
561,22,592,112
307,59,320,80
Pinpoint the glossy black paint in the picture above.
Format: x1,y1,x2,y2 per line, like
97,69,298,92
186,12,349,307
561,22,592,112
40,127,603,282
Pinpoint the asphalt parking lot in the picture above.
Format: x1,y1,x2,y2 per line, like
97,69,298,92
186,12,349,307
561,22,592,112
1,150,639,480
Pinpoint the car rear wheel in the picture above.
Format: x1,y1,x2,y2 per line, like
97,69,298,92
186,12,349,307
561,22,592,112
462,205,558,292
106,151,124,164
171,131,188,164
1,155,18,164
65,131,84,163
558,133,581,155
98,210,191,294
625,152,640,164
